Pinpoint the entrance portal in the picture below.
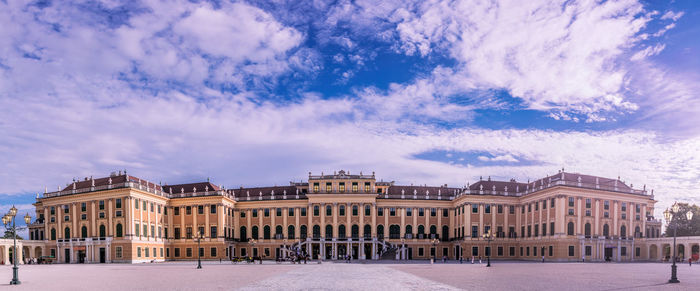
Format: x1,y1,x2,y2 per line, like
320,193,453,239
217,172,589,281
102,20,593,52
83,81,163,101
100,248,106,263
78,250,86,263
352,246,358,260
604,248,613,261
64,248,71,263
408,247,413,260
364,244,372,260
312,244,319,259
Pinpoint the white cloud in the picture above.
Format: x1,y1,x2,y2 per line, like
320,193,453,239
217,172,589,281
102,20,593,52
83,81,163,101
660,10,684,21
631,44,666,61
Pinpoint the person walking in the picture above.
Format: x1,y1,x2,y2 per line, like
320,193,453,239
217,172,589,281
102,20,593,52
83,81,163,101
460,256,463,264
471,256,474,264
478,256,482,264
542,255,545,263
689,258,692,267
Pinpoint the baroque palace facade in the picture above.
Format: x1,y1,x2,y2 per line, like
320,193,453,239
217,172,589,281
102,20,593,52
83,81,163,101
18,169,670,264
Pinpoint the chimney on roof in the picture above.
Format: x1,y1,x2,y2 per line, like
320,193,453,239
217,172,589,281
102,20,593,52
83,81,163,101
118,170,122,176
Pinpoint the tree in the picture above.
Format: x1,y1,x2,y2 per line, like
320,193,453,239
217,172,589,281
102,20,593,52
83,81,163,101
3,230,24,240
663,203,700,237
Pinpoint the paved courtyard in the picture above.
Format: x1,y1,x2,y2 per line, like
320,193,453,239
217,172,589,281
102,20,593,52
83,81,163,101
1,261,699,290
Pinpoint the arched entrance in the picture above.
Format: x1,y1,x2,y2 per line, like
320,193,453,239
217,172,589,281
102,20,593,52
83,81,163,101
35,247,43,259
663,244,671,261
677,244,685,261
649,245,658,261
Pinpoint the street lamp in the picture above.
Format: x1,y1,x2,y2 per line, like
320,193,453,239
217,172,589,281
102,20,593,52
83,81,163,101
248,238,258,263
196,230,204,269
401,238,406,260
482,229,494,267
431,238,440,263
664,203,693,283
2,206,31,285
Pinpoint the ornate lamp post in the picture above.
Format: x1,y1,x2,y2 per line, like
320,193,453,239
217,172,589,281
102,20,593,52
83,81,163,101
283,238,288,261
2,206,31,285
248,238,258,263
431,238,440,263
482,229,494,267
663,203,693,283
196,229,204,269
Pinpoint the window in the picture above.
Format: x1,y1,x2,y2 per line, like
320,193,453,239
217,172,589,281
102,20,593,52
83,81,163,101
418,248,424,256
326,205,332,216
352,205,358,216
116,246,122,258
186,248,193,257
635,247,640,257
528,204,531,212
472,204,478,213
175,248,181,257
471,226,478,238
509,206,514,214
621,247,627,256
549,246,553,256
288,208,294,216
211,206,217,214
143,224,147,237
211,226,217,238
542,200,547,209
364,182,371,192
186,206,192,215
390,208,396,216
135,224,140,237
533,246,537,256
197,205,203,215
158,205,162,214
430,208,436,217
534,224,539,236
145,247,149,257
472,246,479,256
485,205,491,214
339,182,345,192
498,205,503,214
116,223,123,237
527,225,531,237
604,200,609,210
568,246,575,256
442,209,448,217
567,222,574,235
116,198,122,208
585,246,592,256
621,202,627,212
211,247,217,257
276,208,282,217
378,207,384,216
585,198,591,208
352,182,358,192
406,208,412,216
535,202,538,211
81,214,87,220
604,211,609,218
325,182,332,192
568,209,574,215
80,202,87,212
51,206,55,215
301,208,307,216
142,201,146,210
603,224,610,237
174,207,180,216
339,205,346,216
63,205,69,214
568,197,574,207
116,210,122,217
186,227,193,239
551,198,555,208
137,247,142,257
313,182,319,192
585,210,591,216
509,247,515,256
419,208,425,216
364,205,370,216
253,209,258,217
584,223,591,237
98,200,105,210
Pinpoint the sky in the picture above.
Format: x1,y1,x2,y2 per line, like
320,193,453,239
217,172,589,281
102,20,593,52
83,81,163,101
1,0,700,230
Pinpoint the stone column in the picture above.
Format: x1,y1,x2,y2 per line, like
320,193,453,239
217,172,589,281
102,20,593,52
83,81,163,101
108,199,113,236
641,204,647,237
205,205,210,238
594,199,600,236
43,207,49,241
577,197,582,234
321,204,326,238
400,207,406,238
193,205,198,238
613,201,618,237
91,201,97,236
478,204,484,237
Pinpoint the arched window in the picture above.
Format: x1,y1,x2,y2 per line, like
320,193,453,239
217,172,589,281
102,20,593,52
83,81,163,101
64,227,71,239
351,225,359,238
99,224,106,237
603,224,609,238
363,224,371,239
418,225,425,235
326,205,332,216
430,225,437,235
377,225,384,239
116,223,123,238
275,225,283,238
239,226,247,240
567,222,574,235
326,225,334,239
252,226,259,239
300,225,307,239
339,225,347,238
442,225,449,240
312,225,320,238
81,225,88,238
288,225,295,239
389,225,400,239
584,223,591,237
635,226,641,238
51,228,56,240
620,225,627,238
405,225,413,237
263,225,271,239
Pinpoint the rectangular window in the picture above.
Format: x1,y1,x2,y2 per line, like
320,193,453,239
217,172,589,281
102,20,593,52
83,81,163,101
276,208,282,217
542,200,547,209
51,206,55,215
585,198,591,208
471,226,478,238
551,198,555,208
339,182,345,192
520,247,523,256
526,247,530,256
326,182,332,193
406,208,412,216
430,208,437,216
568,246,575,256
533,246,537,256
313,182,319,193
621,202,627,212
80,202,86,212
164,207,167,215
568,209,574,215
528,204,531,212
116,210,122,217
313,206,319,216
199,248,205,257
535,202,538,211
288,208,294,216
160,248,163,257
622,213,627,220
621,247,627,256
585,246,592,256
472,204,478,213
253,209,258,217
143,224,147,237
604,211,609,218
339,206,346,216
378,207,384,216
550,222,555,236
198,205,204,215
174,207,180,215
472,246,479,256
174,228,181,239
390,208,396,216
364,206,370,216
135,224,140,236
211,247,217,257
352,205,358,216
151,225,155,238
498,246,503,256
418,247,424,256
143,201,146,210
145,247,149,257
135,199,139,209
211,206,217,214
99,200,105,210
186,206,192,215
175,248,181,257
585,210,591,216
158,205,161,214
509,206,514,214
137,247,142,257
116,246,122,258
604,201,609,210
542,224,546,237
186,248,192,257
301,208,307,216
81,214,87,220
442,208,448,217
326,206,331,216
116,198,122,208
211,226,217,238
240,211,245,218
568,197,574,207
150,203,154,212
509,247,515,256
635,247,640,257
352,182,358,192
186,227,192,239
485,205,491,214
498,205,503,214
549,246,553,256
534,224,539,237
419,208,425,216
364,182,370,192
527,225,531,237
64,205,70,214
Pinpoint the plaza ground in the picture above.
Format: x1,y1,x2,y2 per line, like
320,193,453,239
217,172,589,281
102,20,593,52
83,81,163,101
1,261,699,290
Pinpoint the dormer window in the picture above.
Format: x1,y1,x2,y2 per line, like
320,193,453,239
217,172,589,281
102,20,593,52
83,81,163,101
339,182,345,193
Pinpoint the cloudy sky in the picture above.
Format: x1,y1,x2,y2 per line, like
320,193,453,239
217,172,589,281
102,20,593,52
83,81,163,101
1,0,699,224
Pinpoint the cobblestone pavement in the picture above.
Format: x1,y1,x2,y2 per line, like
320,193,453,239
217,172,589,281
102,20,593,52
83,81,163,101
1,261,699,290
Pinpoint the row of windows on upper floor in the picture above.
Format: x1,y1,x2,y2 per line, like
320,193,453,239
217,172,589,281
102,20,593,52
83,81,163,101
311,181,378,193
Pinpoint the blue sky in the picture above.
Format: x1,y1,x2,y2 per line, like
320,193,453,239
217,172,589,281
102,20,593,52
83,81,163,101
1,0,700,226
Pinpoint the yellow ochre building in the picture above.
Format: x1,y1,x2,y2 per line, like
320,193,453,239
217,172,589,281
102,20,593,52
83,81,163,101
22,169,669,264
